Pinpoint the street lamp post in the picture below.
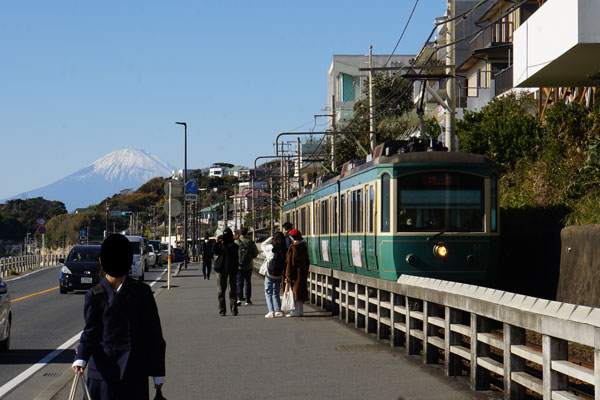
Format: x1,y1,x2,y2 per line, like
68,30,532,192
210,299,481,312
176,121,188,269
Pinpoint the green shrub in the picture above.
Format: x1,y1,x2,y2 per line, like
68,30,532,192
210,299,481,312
457,93,542,168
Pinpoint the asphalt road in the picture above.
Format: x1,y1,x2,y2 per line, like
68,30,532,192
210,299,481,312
0,264,168,397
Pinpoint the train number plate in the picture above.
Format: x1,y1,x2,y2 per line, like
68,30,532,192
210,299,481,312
81,277,93,284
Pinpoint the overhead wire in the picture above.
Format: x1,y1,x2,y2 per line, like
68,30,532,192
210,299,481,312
348,0,530,129
384,0,420,66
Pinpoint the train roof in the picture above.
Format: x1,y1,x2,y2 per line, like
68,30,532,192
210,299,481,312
286,143,497,204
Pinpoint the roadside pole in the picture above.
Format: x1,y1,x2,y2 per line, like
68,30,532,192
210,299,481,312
168,181,172,290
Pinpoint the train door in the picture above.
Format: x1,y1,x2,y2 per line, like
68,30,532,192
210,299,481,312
339,191,354,273
364,183,378,274
330,194,341,268
314,200,322,264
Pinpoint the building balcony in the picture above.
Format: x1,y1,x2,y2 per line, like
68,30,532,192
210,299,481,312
514,0,600,87
495,66,513,95
469,22,513,55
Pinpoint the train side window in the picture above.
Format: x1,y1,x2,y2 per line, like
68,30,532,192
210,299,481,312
332,196,338,234
381,173,390,232
352,189,363,233
491,174,498,232
350,190,356,232
301,207,306,235
368,185,374,233
309,204,312,235
321,199,329,235
316,202,320,235
340,194,346,233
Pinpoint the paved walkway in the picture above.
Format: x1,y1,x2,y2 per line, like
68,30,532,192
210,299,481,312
50,263,501,399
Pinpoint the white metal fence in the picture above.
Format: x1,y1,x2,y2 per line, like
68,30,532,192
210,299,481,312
0,254,63,278
307,265,597,400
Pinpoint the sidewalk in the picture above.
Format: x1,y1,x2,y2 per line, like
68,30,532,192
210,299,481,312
50,263,500,399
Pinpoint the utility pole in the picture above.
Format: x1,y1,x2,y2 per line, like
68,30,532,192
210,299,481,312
331,95,336,171
369,45,375,153
280,142,284,205
168,181,172,290
269,177,274,237
445,0,456,151
105,199,109,238
251,176,255,241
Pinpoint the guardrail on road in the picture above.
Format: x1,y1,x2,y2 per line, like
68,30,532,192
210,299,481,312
0,254,63,278
307,265,598,400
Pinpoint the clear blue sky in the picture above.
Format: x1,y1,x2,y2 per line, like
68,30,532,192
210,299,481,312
0,0,446,199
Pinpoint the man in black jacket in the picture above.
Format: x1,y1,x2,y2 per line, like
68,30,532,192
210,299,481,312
201,233,214,279
73,233,166,400
214,228,239,316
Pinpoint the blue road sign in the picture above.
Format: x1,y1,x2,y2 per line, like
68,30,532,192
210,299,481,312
38,226,46,234
80,230,87,237
185,180,198,194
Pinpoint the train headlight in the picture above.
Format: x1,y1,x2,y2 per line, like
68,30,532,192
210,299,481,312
433,244,448,258
406,254,417,265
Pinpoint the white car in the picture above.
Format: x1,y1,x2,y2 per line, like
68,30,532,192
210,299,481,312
147,243,157,267
125,235,148,281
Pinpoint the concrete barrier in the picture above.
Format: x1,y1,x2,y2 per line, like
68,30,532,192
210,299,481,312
0,254,64,278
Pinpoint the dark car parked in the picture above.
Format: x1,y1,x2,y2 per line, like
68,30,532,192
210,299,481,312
59,245,102,294
0,278,11,352
172,247,189,263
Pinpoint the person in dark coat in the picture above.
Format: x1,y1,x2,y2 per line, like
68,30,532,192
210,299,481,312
201,233,213,279
213,228,239,316
284,228,310,317
72,233,166,400
282,222,293,251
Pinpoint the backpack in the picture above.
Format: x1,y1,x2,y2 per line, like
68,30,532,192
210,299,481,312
238,239,256,267
267,251,285,277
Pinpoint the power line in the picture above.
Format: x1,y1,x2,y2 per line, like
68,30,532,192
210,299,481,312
384,0,420,66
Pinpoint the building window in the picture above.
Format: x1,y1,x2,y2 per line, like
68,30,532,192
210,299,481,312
341,73,357,102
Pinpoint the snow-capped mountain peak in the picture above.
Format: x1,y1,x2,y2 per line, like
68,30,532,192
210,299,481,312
84,149,175,183
4,149,176,211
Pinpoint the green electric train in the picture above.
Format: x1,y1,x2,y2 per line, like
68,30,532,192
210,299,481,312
282,140,500,282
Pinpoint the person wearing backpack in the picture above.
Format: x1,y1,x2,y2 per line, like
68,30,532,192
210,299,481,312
263,232,286,318
235,227,259,306
72,233,166,400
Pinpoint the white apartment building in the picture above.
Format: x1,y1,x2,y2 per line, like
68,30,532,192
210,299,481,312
326,54,414,129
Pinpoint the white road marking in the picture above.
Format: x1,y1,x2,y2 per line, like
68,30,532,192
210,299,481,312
0,332,81,398
0,267,168,397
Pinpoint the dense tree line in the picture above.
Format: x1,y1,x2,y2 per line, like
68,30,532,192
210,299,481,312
0,198,67,243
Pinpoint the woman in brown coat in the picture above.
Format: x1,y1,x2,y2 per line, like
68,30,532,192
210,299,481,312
284,229,310,317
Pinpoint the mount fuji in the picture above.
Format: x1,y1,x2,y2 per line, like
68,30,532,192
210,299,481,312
4,149,176,211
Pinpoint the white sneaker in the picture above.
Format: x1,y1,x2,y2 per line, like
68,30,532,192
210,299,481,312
274,311,284,317
264,312,274,318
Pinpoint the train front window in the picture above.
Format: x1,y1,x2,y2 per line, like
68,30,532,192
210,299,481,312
397,172,484,232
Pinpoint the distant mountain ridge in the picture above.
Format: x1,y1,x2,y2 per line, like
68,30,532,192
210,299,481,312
3,149,176,211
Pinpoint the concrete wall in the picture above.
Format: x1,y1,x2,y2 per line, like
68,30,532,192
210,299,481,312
557,224,600,307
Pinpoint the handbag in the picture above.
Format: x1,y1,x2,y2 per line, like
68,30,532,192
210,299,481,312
259,259,268,275
281,283,295,313
67,372,91,400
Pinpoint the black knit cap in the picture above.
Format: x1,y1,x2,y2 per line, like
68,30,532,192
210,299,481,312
100,234,133,277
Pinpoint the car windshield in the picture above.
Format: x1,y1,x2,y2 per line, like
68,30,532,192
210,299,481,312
67,249,100,262
130,242,141,254
397,172,484,232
